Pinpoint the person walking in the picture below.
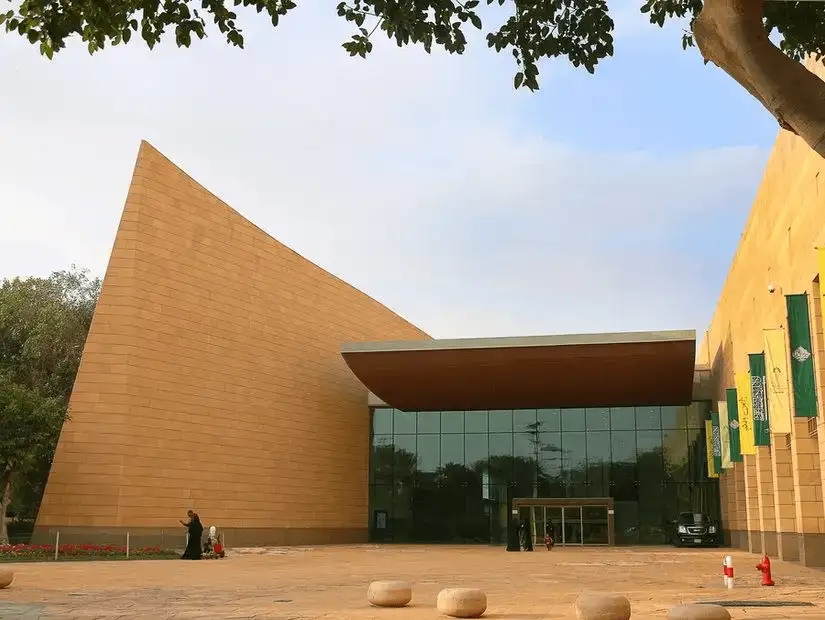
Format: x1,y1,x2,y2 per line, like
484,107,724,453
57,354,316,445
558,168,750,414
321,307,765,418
180,510,204,560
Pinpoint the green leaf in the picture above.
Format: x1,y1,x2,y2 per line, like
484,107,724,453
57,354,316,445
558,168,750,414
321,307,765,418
514,71,524,89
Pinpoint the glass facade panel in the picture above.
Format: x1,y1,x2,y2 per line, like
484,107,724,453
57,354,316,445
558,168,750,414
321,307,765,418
373,407,393,434
418,411,441,434
537,408,561,431
394,409,416,434
369,402,718,544
441,411,464,434
489,410,513,433
562,408,586,431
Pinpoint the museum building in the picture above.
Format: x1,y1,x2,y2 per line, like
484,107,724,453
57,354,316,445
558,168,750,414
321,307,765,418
34,99,825,564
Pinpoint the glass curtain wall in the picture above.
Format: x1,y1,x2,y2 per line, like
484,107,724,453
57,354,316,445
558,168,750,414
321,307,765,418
369,403,719,544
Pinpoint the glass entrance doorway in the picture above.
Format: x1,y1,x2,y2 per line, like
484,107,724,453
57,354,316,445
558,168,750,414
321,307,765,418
515,498,614,546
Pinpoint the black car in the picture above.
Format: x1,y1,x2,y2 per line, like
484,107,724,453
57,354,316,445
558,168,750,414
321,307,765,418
670,511,720,547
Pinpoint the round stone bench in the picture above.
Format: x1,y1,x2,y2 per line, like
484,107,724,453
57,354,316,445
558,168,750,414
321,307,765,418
0,569,13,589
367,580,412,607
667,604,731,619
437,587,487,618
574,593,632,620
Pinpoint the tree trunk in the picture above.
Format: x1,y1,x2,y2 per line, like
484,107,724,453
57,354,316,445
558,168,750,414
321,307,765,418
693,0,825,158
0,472,12,546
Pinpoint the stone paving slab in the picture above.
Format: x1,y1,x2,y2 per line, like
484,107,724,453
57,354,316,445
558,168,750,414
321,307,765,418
1,546,824,618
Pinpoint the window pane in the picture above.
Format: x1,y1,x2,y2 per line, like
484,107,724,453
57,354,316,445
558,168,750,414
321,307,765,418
441,411,464,433
371,435,394,484
373,408,393,435
514,429,535,461
660,406,685,429
441,434,464,467
489,410,513,432
465,433,488,470
562,432,587,484
417,435,440,473
610,431,637,502
465,410,488,433
686,401,708,428
417,411,440,434
637,430,664,484
610,407,635,430
635,406,661,430
537,408,561,431
586,431,611,496
513,409,537,433
393,435,418,482
489,433,513,482
663,428,689,481
586,407,610,431
394,409,416,434
562,408,586,431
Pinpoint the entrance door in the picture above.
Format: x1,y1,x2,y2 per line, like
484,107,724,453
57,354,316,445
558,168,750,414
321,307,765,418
582,505,610,544
562,505,582,545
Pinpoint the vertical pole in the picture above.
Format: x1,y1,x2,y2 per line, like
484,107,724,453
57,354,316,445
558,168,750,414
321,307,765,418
126,532,130,559
54,531,60,561
561,508,566,547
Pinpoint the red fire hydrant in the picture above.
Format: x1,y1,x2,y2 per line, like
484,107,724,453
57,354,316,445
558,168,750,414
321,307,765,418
756,554,775,586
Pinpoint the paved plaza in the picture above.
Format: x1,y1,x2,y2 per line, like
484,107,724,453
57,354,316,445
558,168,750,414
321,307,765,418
2,545,825,618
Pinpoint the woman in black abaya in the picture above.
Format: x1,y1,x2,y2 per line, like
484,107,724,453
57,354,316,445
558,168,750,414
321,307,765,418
180,510,204,560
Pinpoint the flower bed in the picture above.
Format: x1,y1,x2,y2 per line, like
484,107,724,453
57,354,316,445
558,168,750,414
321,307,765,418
0,543,179,562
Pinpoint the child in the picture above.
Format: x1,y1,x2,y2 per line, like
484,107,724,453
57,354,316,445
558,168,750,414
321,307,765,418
545,521,555,551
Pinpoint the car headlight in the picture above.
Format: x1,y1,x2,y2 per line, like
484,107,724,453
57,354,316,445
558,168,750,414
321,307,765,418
678,525,687,534
708,526,717,534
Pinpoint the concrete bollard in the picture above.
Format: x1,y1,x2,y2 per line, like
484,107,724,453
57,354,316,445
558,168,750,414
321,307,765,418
366,581,412,607
437,587,487,618
573,593,632,620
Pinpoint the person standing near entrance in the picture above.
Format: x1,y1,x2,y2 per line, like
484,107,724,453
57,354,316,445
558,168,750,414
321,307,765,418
545,520,555,550
180,510,204,560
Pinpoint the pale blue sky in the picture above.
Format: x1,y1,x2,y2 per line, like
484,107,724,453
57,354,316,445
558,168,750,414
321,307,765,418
0,1,779,340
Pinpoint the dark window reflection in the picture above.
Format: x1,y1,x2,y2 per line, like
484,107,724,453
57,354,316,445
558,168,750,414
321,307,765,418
369,404,719,544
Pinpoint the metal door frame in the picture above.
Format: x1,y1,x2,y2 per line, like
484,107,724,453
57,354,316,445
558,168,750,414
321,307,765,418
513,497,614,546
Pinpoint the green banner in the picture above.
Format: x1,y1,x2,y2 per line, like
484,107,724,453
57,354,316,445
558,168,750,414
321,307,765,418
749,352,771,446
786,293,819,417
711,411,722,474
726,388,742,462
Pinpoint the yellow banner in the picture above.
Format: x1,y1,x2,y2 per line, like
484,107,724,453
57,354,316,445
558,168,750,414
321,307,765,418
719,400,732,469
705,420,718,478
764,328,793,434
735,371,756,455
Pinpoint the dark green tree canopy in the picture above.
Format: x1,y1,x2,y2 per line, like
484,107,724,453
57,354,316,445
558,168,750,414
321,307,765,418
1,0,822,91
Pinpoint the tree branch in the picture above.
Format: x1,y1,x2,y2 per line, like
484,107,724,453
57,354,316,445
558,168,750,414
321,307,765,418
693,0,825,155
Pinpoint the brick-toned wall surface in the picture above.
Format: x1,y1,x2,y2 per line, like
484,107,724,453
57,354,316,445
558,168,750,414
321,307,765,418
699,59,825,567
33,141,430,547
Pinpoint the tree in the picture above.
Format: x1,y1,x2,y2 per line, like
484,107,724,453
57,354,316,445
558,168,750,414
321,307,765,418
1,1,825,155
0,267,100,544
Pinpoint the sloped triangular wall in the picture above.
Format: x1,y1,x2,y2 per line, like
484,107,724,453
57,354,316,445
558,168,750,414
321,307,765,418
35,141,429,545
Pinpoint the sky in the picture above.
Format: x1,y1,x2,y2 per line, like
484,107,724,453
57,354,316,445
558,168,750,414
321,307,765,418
0,1,779,340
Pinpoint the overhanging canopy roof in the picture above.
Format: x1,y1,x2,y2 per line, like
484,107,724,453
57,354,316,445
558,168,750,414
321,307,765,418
341,330,697,411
